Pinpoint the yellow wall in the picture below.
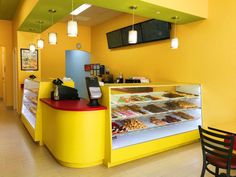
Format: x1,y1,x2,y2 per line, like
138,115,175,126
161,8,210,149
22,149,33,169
12,0,39,111
0,20,13,106
142,0,208,18
17,31,41,112
41,22,91,79
91,0,236,126
0,47,2,98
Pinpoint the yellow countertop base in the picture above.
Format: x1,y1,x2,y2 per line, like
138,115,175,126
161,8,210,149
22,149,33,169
41,101,106,168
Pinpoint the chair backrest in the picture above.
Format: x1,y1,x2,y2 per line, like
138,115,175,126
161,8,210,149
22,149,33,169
208,126,236,150
198,126,235,167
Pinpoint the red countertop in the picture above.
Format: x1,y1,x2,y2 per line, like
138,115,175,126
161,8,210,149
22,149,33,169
40,98,107,112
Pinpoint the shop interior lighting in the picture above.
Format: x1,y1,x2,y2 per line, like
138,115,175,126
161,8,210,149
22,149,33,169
37,21,44,49
128,5,138,44
29,44,36,52
70,3,91,16
171,16,179,49
68,0,78,37
48,9,57,45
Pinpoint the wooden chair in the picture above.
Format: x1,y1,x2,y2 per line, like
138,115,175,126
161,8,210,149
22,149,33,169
198,126,236,177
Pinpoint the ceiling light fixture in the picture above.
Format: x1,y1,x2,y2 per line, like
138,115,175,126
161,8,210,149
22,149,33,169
29,43,36,52
70,3,91,16
128,5,138,44
67,0,78,37
48,9,57,45
37,21,44,49
171,16,179,49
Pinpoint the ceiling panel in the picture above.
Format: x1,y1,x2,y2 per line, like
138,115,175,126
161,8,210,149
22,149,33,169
61,6,123,26
18,0,205,33
0,0,20,20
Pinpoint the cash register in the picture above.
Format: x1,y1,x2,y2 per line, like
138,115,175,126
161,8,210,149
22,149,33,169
85,76,102,106
51,78,79,100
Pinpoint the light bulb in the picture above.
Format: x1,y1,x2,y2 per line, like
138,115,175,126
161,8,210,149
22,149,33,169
171,37,179,49
37,39,44,49
67,20,78,37
48,32,57,45
128,30,138,44
29,44,36,52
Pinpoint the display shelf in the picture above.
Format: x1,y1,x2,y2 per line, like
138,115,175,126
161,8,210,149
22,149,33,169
112,116,201,137
21,79,75,145
111,107,201,121
22,105,36,128
112,118,201,149
101,83,202,167
110,91,200,106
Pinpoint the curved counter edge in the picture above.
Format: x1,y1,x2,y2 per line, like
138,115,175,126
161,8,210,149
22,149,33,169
40,98,107,111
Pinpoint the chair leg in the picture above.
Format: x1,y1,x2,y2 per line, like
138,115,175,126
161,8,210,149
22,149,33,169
201,163,206,177
215,167,219,177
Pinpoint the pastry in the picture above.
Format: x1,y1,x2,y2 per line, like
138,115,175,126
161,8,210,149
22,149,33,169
143,104,166,113
117,96,130,103
122,119,147,131
176,101,197,109
165,102,181,110
173,112,194,120
150,117,167,126
144,95,161,100
162,115,181,123
112,122,127,135
127,105,147,114
162,92,183,98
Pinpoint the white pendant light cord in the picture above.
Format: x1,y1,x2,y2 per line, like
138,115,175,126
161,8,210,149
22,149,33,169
72,0,74,21
132,7,134,30
174,18,177,38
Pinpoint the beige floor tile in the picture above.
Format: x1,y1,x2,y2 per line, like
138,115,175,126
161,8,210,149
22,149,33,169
1,101,236,177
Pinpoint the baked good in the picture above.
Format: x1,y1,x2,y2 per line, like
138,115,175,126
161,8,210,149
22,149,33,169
162,92,183,98
162,115,181,123
112,122,127,135
165,102,181,110
122,119,147,130
176,101,197,109
144,95,161,100
143,104,166,113
173,112,194,120
150,117,167,126
127,105,147,115
117,96,130,103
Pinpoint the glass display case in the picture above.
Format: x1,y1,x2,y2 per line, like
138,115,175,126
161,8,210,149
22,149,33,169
101,83,202,167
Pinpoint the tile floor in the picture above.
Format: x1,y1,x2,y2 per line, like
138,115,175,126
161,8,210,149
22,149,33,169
0,101,234,177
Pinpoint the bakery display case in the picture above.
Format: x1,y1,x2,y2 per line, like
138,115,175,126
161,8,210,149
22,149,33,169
21,79,74,144
101,83,202,167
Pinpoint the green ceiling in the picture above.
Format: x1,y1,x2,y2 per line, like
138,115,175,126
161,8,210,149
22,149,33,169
19,0,205,33
0,0,20,20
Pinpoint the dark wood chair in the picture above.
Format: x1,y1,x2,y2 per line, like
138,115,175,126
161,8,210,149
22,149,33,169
198,126,236,177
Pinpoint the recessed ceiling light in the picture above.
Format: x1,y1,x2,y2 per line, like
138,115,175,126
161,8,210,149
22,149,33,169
156,11,161,14
70,4,92,15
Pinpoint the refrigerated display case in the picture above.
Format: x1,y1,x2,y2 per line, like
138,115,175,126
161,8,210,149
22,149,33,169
101,83,202,167
21,79,74,144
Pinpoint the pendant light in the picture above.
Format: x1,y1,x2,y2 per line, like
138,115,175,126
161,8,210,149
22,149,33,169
67,0,78,37
37,21,44,49
128,5,138,44
48,9,57,45
171,16,179,49
29,44,36,52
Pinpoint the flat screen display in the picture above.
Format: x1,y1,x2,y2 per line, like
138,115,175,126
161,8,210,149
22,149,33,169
141,20,170,42
106,30,123,49
106,19,171,49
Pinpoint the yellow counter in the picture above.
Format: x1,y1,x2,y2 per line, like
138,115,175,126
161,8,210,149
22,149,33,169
41,98,107,168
